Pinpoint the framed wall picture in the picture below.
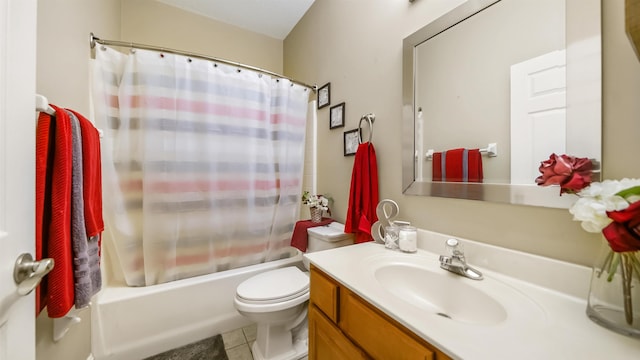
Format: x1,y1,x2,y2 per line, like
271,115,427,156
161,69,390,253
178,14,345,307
343,128,360,156
330,102,345,129
317,82,330,109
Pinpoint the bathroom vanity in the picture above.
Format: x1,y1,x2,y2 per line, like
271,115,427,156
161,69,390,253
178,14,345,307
304,232,640,360
308,265,450,360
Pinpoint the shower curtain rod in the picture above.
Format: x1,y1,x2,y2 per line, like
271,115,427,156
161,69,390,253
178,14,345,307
89,33,317,92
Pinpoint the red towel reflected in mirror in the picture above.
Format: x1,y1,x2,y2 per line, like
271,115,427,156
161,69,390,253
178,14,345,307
432,148,483,183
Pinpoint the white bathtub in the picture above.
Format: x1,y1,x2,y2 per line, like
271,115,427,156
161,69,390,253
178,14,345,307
91,247,304,360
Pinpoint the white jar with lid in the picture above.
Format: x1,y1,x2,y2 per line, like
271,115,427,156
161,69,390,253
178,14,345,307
398,225,417,253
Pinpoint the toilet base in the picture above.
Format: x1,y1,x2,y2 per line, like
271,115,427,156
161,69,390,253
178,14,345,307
251,337,308,360
251,319,308,360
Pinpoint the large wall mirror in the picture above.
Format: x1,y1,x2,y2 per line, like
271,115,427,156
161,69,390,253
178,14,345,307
402,0,601,208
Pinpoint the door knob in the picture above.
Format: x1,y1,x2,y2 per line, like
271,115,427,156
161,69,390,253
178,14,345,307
13,253,54,296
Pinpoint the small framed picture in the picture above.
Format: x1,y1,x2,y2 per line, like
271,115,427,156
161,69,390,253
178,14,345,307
343,128,360,156
317,82,330,109
330,102,345,129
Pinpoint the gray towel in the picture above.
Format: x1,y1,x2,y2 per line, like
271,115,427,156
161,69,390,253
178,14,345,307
68,110,101,308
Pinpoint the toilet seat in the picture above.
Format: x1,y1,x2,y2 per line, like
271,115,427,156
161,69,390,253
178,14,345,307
236,267,309,305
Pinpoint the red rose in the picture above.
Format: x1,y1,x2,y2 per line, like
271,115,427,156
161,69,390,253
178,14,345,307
535,153,593,194
603,201,640,252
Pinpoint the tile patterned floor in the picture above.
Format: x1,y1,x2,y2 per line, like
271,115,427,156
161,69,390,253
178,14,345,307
222,324,257,360
222,323,308,360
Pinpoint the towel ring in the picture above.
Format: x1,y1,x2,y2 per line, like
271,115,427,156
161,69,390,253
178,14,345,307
358,113,375,144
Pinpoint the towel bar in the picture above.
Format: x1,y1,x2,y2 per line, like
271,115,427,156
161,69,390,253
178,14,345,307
358,113,375,144
36,94,104,138
53,308,83,342
36,94,55,116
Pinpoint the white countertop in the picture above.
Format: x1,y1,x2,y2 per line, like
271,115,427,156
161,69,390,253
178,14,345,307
304,230,640,359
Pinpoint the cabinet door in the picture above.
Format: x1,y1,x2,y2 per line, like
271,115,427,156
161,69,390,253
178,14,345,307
310,266,340,322
308,305,368,360
340,291,435,360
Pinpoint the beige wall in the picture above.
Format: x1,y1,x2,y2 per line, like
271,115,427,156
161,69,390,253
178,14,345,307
121,0,283,74
284,0,640,267
34,1,284,359
36,0,121,116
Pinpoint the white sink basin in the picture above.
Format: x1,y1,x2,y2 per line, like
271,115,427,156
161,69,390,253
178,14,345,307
362,251,548,327
375,263,506,325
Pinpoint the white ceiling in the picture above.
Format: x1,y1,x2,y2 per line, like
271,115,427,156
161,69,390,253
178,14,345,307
156,0,316,40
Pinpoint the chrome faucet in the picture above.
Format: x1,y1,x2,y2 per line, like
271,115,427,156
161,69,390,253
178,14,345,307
438,239,483,280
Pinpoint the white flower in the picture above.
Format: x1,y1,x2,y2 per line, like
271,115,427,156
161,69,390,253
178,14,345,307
302,192,330,211
569,178,640,233
570,197,619,233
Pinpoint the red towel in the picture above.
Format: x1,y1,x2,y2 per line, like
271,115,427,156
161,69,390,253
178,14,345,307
36,105,75,318
290,218,334,252
445,148,465,182
345,143,379,243
431,148,483,183
35,112,55,315
432,152,442,181
466,149,483,183
66,109,104,238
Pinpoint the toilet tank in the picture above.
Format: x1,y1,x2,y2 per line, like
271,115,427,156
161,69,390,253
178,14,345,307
306,222,355,253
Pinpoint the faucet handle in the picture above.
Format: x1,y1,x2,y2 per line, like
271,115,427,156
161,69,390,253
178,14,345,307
445,238,464,256
439,255,452,265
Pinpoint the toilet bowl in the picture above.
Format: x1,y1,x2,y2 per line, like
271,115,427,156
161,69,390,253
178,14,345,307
234,266,310,360
234,222,354,360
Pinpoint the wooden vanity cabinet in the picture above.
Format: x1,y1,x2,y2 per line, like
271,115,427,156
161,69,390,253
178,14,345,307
308,305,369,360
309,265,452,360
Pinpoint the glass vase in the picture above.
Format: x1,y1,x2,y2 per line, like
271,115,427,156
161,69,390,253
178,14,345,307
309,207,322,223
586,238,640,338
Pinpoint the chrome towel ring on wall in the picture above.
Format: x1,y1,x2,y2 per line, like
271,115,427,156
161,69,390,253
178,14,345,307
358,113,375,144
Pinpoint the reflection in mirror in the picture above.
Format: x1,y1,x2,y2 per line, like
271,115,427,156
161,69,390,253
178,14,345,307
402,0,601,208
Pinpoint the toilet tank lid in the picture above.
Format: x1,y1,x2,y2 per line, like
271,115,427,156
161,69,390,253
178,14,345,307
307,222,353,241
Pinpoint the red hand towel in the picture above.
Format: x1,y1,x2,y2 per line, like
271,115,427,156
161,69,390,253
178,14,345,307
290,218,334,252
444,148,465,182
44,105,75,318
345,143,379,243
432,152,443,181
467,149,484,183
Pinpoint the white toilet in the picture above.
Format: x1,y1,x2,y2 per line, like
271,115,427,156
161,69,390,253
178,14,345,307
234,222,354,360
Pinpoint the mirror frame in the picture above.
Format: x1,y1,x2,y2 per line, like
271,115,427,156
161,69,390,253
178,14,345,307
402,0,601,208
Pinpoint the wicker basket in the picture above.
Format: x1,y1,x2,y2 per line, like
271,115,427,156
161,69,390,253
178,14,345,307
310,207,323,223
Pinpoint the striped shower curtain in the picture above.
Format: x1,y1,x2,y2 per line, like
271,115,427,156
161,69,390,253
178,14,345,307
91,46,310,286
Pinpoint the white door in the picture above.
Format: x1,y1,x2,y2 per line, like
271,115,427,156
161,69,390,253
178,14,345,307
0,1,38,359
510,50,566,184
